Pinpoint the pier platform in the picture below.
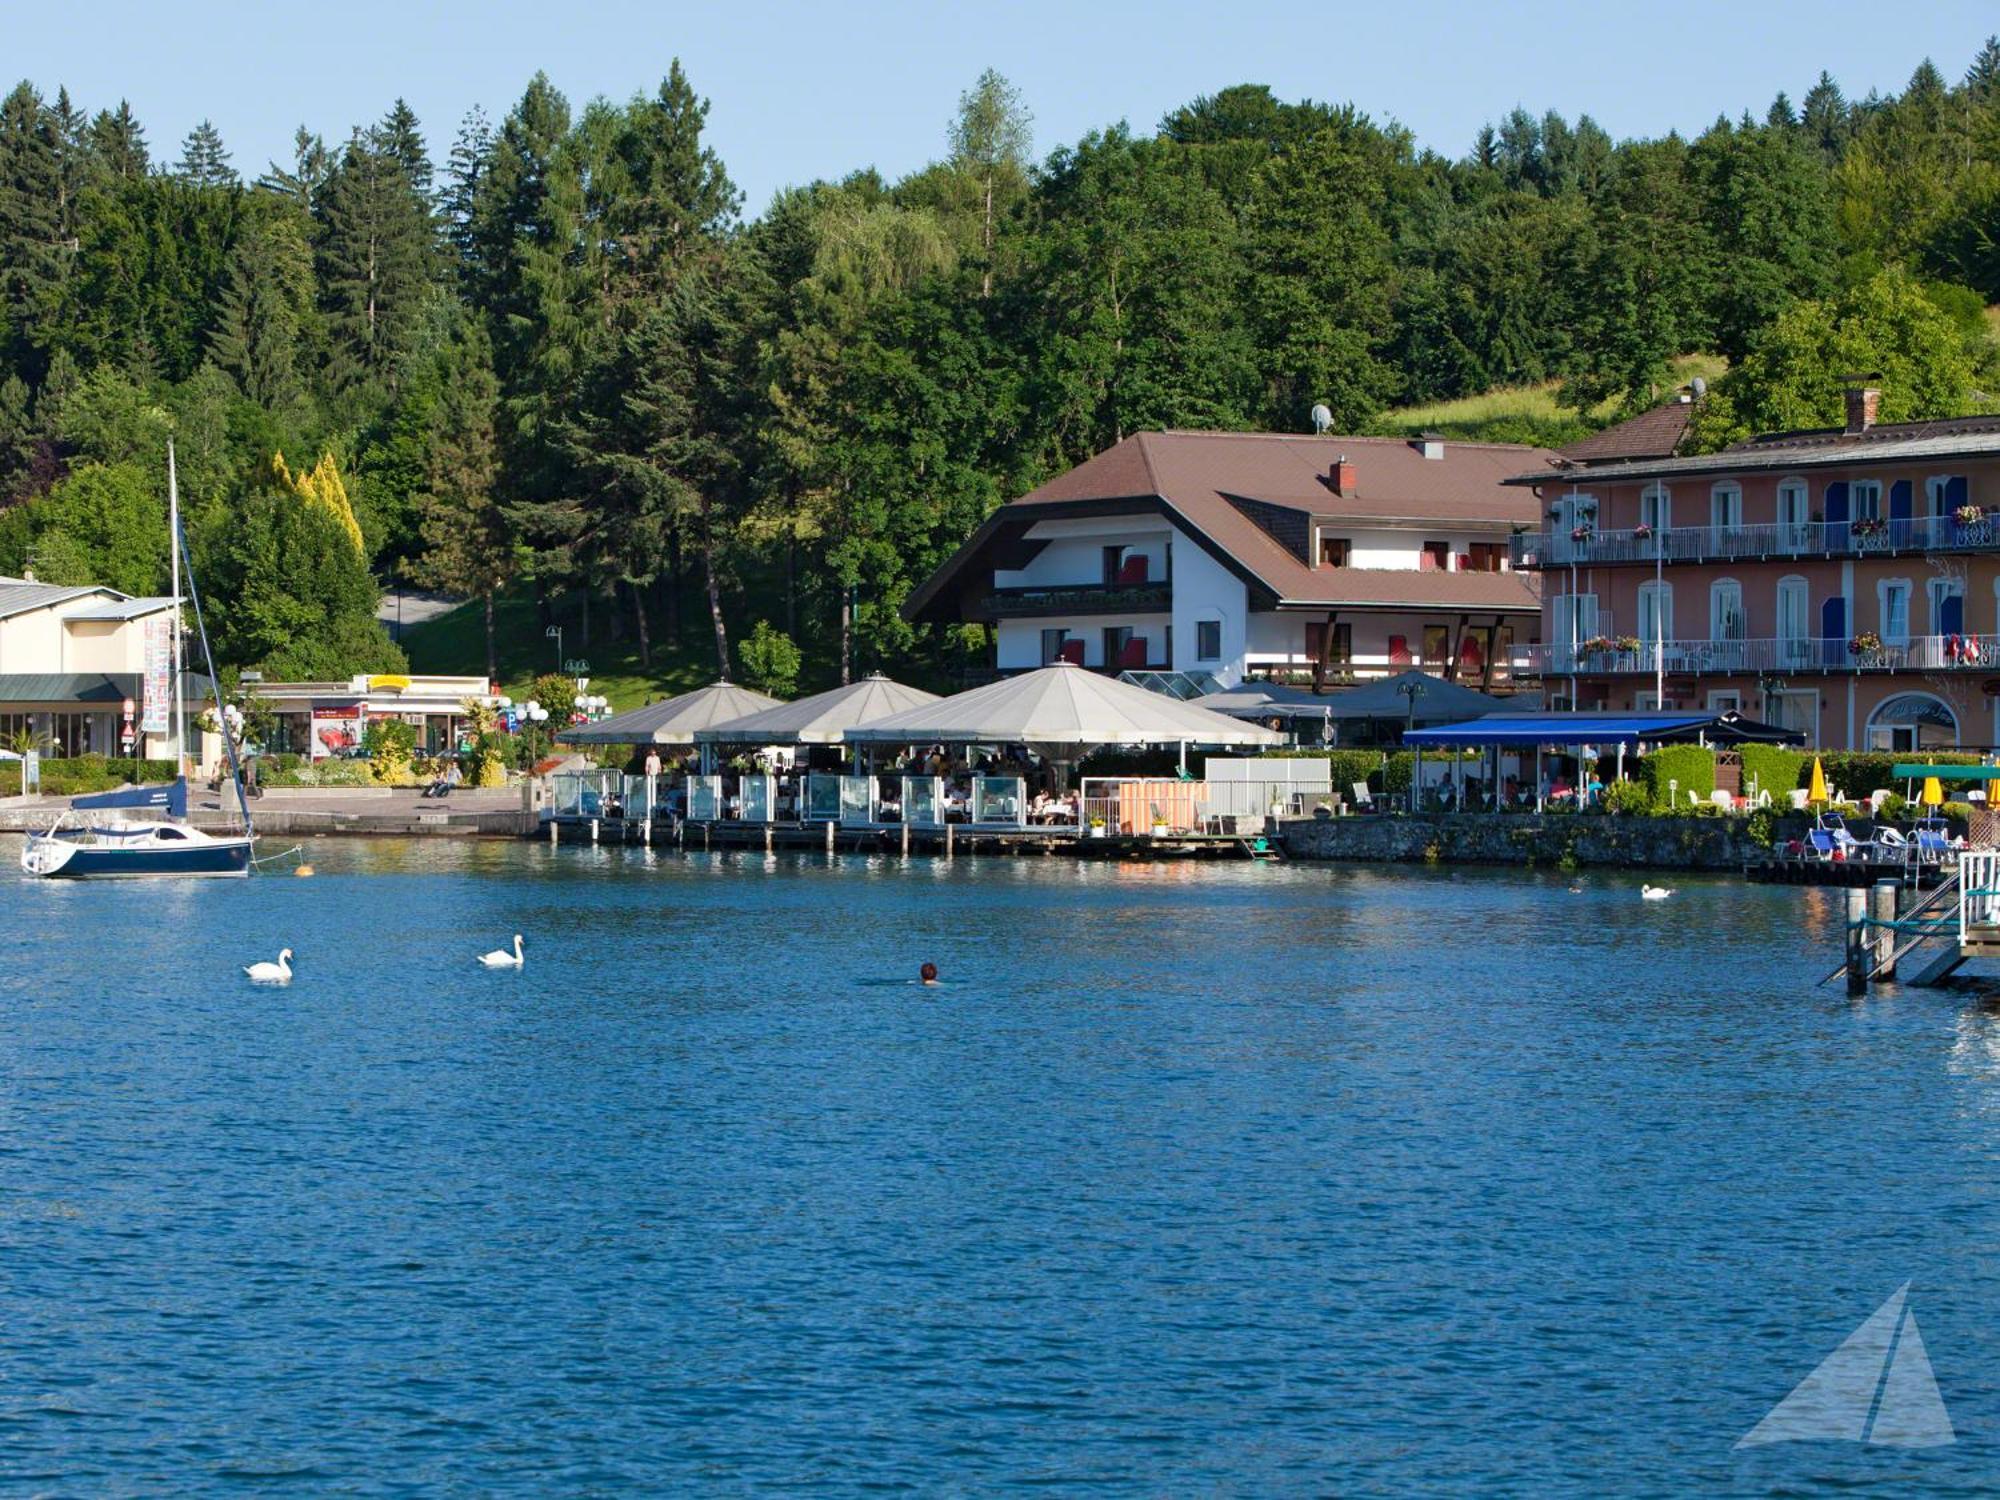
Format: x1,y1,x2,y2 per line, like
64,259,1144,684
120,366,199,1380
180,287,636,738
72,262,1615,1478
540,814,1268,859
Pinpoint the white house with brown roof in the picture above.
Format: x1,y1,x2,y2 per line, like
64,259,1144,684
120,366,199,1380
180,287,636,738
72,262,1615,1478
906,431,1548,690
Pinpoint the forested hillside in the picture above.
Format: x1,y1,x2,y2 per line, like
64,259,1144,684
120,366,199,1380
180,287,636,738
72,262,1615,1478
2,46,1998,692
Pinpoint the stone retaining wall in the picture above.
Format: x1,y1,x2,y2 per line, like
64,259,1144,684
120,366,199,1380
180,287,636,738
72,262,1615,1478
1279,812,1764,870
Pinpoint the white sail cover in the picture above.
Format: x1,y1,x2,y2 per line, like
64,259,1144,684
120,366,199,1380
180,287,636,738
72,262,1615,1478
844,663,1283,748
693,675,941,745
557,681,783,745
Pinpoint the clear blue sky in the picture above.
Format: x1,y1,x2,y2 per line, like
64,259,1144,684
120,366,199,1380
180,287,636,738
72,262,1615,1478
13,0,1998,212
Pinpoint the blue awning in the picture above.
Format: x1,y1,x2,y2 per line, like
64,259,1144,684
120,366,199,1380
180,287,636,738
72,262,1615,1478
1402,712,1718,747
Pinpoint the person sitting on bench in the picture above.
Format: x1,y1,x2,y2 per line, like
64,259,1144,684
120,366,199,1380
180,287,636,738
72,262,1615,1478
423,760,463,799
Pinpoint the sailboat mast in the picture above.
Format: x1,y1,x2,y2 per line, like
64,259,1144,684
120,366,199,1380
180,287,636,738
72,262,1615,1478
168,439,185,772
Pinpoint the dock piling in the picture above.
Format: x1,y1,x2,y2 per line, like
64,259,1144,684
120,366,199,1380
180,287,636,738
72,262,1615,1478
1871,879,1900,981
945,824,954,861
825,819,835,854
1846,887,1869,995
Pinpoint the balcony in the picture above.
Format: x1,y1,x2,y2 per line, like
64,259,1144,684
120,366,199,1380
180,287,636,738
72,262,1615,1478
975,582,1173,619
1512,512,2000,570
1528,634,2000,676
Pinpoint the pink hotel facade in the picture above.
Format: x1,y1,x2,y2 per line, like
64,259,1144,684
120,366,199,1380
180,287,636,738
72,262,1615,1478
1509,391,2000,750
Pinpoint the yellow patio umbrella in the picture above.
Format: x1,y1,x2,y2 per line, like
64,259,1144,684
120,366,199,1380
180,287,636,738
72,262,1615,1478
1808,756,1828,806
1922,775,1944,808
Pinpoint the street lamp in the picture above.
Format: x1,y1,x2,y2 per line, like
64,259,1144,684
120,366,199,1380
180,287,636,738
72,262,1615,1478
545,624,563,672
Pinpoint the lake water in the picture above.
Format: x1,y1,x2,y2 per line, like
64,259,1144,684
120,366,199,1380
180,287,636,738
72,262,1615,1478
4,840,2000,1494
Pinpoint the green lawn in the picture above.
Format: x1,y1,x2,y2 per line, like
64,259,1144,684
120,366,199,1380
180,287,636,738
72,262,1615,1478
400,589,731,711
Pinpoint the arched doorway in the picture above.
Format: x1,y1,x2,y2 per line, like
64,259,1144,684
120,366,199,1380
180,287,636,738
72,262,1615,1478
1866,692,1959,751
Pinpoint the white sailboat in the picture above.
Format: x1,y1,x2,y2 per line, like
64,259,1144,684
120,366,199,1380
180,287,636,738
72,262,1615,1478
21,440,254,878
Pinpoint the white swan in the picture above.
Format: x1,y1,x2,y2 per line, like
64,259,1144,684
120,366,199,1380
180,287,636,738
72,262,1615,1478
1641,884,1674,901
477,934,525,968
244,948,293,984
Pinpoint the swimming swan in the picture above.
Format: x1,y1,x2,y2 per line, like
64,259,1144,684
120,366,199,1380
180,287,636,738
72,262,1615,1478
244,948,293,984
1641,885,1674,901
478,934,525,968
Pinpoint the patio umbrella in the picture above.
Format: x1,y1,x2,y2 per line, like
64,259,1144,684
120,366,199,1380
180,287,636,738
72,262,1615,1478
1808,756,1828,806
1922,775,1944,808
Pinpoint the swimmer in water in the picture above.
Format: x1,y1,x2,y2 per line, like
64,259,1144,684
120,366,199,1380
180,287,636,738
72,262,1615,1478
920,962,939,986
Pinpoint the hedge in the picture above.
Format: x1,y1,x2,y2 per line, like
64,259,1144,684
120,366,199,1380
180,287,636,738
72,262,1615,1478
1812,750,1989,798
1737,744,1806,802
1636,744,1715,811
32,755,179,796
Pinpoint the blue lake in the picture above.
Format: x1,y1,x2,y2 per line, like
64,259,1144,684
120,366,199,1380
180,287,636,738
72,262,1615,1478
4,840,2000,1494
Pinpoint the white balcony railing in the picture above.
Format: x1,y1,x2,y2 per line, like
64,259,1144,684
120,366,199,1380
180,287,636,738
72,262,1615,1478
1530,634,2000,676
1514,512,2000,569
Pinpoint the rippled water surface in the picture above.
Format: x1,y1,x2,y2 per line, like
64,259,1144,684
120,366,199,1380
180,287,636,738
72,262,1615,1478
5,839,2000,1494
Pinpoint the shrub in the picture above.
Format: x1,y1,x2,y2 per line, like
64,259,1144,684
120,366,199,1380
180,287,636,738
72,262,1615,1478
1636,744,1716,812
265,758,377,788
1602,780,1652,816
1745,806,1780,847
1262,748,1381,798
33,755,180,796
531,673,579,727
361,716,417,785
1377,751,1414,795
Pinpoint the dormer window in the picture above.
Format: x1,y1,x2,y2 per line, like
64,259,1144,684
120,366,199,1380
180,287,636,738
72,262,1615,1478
1319,535,1351,567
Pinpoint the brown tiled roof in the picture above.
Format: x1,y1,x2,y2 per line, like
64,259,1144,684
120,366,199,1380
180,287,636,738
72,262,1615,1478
1556,400,1694,465
1020,430,1548,523
907,430,1550,623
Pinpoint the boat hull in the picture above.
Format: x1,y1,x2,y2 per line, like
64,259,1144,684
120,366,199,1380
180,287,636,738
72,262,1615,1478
22,835,253,879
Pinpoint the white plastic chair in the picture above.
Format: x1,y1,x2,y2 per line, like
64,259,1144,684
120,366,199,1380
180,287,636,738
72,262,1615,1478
1788,789,1810,810
1710,789,1732,810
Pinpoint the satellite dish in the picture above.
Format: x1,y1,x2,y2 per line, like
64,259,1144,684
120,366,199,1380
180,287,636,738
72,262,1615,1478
1690,376,1707,398
1310,403,1334,434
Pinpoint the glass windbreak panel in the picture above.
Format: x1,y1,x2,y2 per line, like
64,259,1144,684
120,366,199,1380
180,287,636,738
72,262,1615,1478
804,773,843,821
838,775,875,826
741,774,775,822
973,776,1025,825
904,776,943,827
687,775,723,822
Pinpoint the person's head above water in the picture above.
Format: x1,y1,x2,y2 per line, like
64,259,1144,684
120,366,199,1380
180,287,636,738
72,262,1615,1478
920,962,939,985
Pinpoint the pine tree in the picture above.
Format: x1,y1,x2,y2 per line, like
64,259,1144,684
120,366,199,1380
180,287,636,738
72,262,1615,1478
0,83,68,383
87,102,148,180
255,126,331,213
440,105,493,272
207,209,314,406
1801,72,1851,160
378,99,432,197
1968,36,2000,101
410,314,509,677
603,62,739,303
316,124,437,389
175,119,236,187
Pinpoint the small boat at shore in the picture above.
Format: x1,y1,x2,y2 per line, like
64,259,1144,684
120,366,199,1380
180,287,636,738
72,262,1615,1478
20,441,254,880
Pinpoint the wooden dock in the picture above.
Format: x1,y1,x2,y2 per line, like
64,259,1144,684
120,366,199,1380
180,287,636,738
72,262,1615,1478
1747,855,1952,889
540,814,1267,860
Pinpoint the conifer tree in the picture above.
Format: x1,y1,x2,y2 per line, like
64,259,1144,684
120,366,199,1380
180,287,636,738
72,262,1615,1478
255,126,331,213
316,124,436,389
175,119,236,187
208,210,314,406
440,105,493,273
0,83,68,383
87,101,148,180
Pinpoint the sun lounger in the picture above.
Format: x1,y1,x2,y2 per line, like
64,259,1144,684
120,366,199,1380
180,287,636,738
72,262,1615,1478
1351,781,1375,812
1806,830,1836,861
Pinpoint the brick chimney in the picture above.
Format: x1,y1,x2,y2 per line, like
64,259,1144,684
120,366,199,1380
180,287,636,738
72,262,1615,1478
1330,454,1357,496
1843,381,1880,435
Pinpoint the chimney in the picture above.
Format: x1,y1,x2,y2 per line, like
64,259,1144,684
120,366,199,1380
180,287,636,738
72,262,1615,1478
1331,455,1357,496
1842,375,1881,435
21,567,34,582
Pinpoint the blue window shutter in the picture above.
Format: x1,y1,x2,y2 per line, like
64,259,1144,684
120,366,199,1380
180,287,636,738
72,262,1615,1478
1947,475,1969,508
1943,593,1965,636
1824,481,1848,524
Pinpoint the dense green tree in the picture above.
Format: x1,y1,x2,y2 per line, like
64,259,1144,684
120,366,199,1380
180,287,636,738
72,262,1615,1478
948,68,1031,297
0,83,68,384
1242,128,1398,429
87,101,148,180
1688,121,1836,358
316,116,436,389
408,311,509,675
1687,269,1983,447
5,460,165,592
208,204,315,406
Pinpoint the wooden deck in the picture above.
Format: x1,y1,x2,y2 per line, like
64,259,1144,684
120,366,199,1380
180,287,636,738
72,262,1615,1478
540,814,1267,860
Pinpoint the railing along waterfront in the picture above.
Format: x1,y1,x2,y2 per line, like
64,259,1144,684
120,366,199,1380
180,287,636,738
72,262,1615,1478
1530,633,2000,676
1513,512,2000,569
